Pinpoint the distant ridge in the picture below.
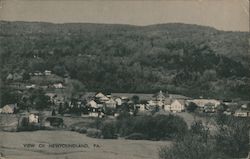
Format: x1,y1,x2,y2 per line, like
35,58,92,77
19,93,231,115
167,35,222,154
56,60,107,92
1,21,249,100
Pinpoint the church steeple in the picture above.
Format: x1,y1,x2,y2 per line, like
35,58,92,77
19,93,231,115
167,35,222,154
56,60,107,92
157,90,165,101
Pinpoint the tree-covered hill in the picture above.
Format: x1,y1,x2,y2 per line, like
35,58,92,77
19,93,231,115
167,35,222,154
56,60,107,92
0,21,249,100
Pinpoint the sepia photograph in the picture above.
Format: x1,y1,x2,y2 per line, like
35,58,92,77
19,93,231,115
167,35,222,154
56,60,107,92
0,0,249,159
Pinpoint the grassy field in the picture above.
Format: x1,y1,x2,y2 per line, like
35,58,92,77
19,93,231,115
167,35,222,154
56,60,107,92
0,112,216,159
0,131,170,159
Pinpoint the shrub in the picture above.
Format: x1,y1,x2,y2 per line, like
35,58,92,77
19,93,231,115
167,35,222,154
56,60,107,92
70,126,87,134
89,118,103,129
215,116,250,158
78,127,87,134
70,126,80,131
86,128,102,138
101,121,117,139
186,102,198,112
159,135,218,159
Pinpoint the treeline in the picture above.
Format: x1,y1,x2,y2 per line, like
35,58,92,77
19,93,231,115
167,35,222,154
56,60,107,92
71,113,188,141
159,115,250,159
1,21,250,100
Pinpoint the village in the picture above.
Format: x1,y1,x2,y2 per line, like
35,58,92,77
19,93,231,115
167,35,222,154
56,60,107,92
1,70,250,131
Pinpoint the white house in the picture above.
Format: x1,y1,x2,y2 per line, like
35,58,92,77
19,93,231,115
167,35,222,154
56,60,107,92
89,112,99,117
88,100,98,108
100,96,109,102
147,100,156,106
26,84,36,89
204,103,216,113
34,71,43,76
1,104,17,114
170,100,185,113
115,97,122,106
44,70,52,76
89,112,104,118
164,105,171,111
114,113,120,117
241,104,249,109
53,83,64,89
136,104,147,112
28,113,39,124
234,109,249,117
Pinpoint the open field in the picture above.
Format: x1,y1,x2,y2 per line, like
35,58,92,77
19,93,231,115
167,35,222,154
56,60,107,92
0,131,170,159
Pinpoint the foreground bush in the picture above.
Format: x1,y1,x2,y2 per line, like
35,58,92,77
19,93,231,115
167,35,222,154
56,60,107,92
215,115,250,158
101,121,117,139
86,128,102,138
70,126,87,134
159,116,250,159
159,135,222,159
116,114,188,140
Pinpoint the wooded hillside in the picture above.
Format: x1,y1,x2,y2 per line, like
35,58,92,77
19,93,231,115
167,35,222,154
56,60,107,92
1,21,249,100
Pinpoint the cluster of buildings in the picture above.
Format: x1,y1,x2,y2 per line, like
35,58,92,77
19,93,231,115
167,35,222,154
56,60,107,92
29,70,52,76
6,70,65,91
70,91,250,118
1,90,249,119
78,91,189,117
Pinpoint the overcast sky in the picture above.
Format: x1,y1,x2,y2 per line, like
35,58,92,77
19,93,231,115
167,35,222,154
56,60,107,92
0,0,249,31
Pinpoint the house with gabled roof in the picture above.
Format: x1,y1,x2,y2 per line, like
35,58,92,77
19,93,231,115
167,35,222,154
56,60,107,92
114,97,122,106
136,104,147,112
28,112,39,124
1,104,17,114
95,92,106,98
53,83,64,89
6,73,13,80
170,100,185,113
88,100,98,108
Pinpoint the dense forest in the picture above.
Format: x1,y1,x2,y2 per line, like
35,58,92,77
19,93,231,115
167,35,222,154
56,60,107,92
0,21,249,100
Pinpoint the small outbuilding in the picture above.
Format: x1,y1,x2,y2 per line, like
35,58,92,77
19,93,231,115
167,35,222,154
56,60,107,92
234,109,249,117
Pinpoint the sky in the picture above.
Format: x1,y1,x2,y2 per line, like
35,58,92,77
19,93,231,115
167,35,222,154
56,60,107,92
0,0,249,31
